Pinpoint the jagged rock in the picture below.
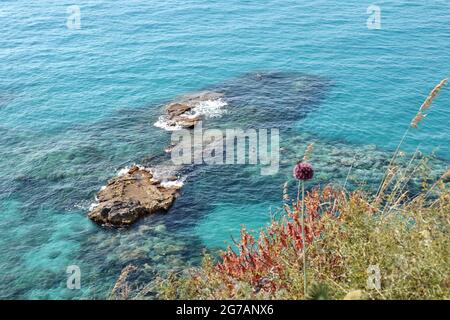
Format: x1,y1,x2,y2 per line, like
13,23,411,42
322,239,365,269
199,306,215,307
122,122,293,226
166,103,193,118
128,165,139,174
175,116,201,129
163,91,224,129
88,166,179,227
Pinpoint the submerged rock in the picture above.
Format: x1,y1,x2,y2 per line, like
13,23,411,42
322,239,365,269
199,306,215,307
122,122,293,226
88,166,180,227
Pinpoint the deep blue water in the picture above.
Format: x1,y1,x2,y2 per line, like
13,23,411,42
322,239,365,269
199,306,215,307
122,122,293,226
0,1,449,299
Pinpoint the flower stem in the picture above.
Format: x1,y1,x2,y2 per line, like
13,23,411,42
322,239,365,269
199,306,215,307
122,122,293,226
299,180,307,297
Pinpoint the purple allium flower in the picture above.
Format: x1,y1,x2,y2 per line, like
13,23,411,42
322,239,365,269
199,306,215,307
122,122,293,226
293,162,314,181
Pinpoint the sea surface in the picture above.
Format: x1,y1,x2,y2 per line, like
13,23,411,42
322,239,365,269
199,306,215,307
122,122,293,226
0,0,449,299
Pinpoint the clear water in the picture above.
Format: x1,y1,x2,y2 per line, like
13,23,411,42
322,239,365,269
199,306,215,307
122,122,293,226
0,0,449,299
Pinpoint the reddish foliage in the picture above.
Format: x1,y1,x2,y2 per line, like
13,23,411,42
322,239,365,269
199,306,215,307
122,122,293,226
215,185,345,293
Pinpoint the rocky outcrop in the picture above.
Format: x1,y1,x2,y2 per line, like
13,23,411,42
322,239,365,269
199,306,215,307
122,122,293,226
163,91,224,129
89,91,227,227
88,166,181,227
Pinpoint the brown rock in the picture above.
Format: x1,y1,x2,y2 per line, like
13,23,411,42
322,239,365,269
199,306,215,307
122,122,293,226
128,165,140,174
162,91,224,129
166,103,193,118
173,115,201,129
88,168,179,227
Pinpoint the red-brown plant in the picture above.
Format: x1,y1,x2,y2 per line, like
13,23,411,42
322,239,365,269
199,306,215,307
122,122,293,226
215,185,345,293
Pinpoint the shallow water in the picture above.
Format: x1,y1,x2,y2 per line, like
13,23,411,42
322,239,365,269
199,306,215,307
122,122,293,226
0,1,449,299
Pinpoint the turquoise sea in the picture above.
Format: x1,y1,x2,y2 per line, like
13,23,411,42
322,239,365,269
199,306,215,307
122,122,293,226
0,1,449,299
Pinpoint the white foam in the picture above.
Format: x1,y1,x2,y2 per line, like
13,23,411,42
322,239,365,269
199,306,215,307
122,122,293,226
154,115,183,131
187,98,228,119
73,201,94,211
89,202,99,212
160,179,184,189
87,194,102,212
117,167,130,176
116,164,152,176
154,98,228,131
87,166,185,211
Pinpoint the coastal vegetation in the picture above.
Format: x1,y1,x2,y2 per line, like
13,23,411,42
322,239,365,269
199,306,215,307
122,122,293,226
157,180,449,300
113,79,449,300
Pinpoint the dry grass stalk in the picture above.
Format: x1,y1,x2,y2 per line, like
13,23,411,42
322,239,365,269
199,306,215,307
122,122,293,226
283,181,290,201
410,111,425,128
377,166,398,200
303,143,315,162
110,264,137,300
376,78,449,200
443,168,450,179
419,78,449,112
382,148,420,212
411,78,449,128
424,167,450,199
